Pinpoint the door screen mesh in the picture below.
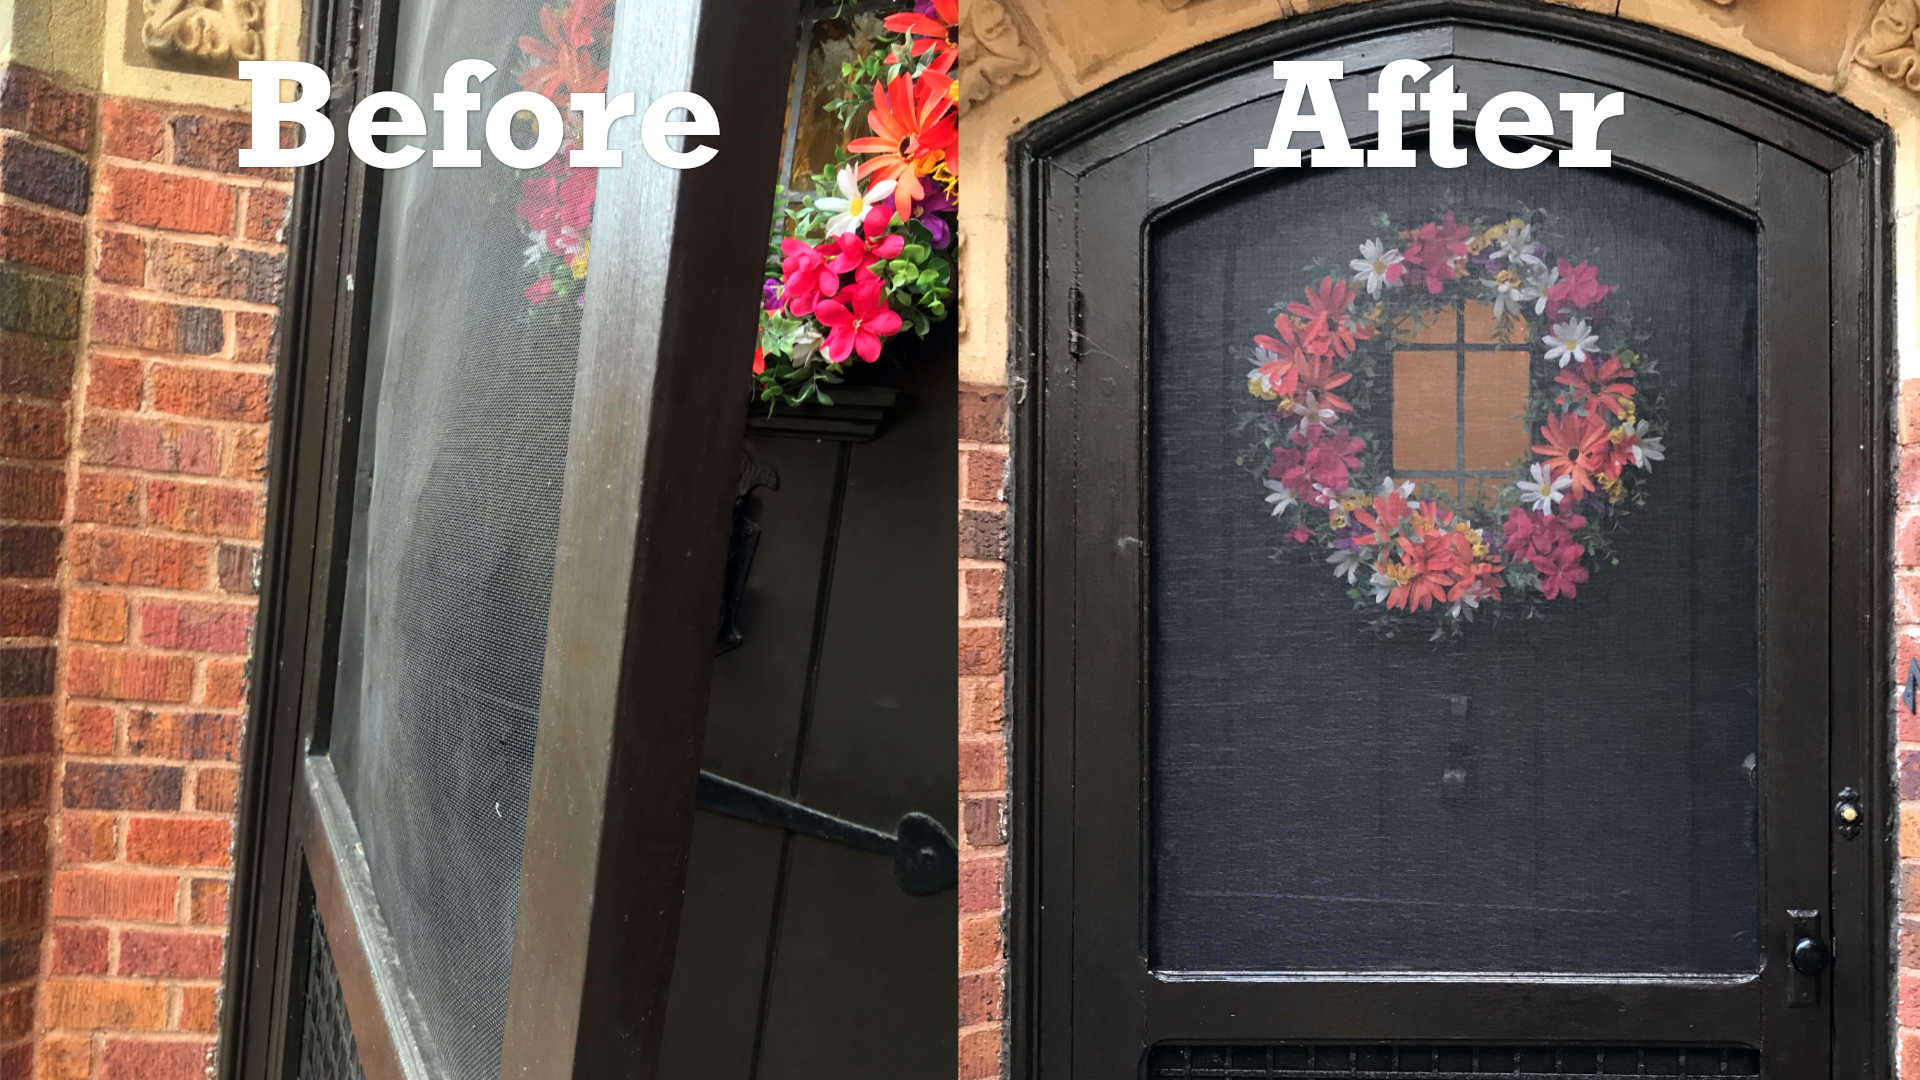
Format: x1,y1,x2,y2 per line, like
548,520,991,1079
1146,160,1759,974
325,0,616,1073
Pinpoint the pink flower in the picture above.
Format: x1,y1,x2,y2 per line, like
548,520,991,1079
1267,424,1365,505
525,275,554,304
1287,526,1313,544
814,278,904,363
826,206,908,274
778,238,841,317
1531,541,1590,599
1403,213,1472,294
1501,506,1588,561
1547,259,1614,313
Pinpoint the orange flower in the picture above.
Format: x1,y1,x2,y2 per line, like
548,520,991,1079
846,73,957,219
1532,410,1611,499
884,0,959,69
517,0,611,98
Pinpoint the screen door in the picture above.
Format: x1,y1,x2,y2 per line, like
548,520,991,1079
1014,12,1888,1079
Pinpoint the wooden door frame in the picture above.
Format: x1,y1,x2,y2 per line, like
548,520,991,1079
217,0,800,1075
1005,1,1894,1076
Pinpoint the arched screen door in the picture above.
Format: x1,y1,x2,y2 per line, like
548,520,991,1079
1012,7,1888,1079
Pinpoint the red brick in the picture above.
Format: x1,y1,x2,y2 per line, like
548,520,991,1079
1903,973,1920,1029
81,416,219,475
0,523,59,578
0,818,43,874
128,709,242,761
0,763,50,816
0,701,53,756
61,704,116,754
959,386,1009,444
180,985,218,1031
145,480,261,540
0,399,70,459
229,427,268,480
232,310,278,365
960,914,1002,972
960,509,1007,561
175,113,290,179
37,1035,90,1080
194,766,238,813
959,626,1004,676
0,984,30,1041
216,543,259,595
958,855,1004,915
148,238,285,305
962,796,1006,848
963,568,1004,619
127,816,230,868
101,99,167,161
961,678,1004,735
1902,379,1920,446
0,66,93,152
45,981,167,1031
959,1026,1002,1080
71,529,213,590
0,644,56,696
64,761,182,810
0,873,46,930
0,583,58,636
119,928,225,978
101,165,235,235
100,1038,210,1080
150,363,269,423
0,202,85,274
188,877,227,926
202,659,247,707
965,449,1007,502
67,648,195,703
49,925,108,975
96,230,147,287
88,352,144,408
59,813,116,863
244,188,289,242
0,329,74,401
959,737,1006,793
959,970,1004,1026
0,463,64,520
73,471,141,526
90,294,223,356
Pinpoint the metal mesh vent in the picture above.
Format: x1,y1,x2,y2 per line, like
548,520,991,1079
1145,1045,1761,1078
297,902,368,1080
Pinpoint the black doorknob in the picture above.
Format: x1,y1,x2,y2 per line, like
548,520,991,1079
1791,936,1830,975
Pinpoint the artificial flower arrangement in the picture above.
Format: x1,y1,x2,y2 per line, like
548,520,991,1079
753,1,959,408
1240,210,1668,640
512,0,613,309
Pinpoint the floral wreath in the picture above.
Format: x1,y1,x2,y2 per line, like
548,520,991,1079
1242,210,1667,639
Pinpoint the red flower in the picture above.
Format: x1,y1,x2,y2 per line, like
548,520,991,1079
1531,540,1590,600
884,0,958,68
1547,259,1614,314
778,238,841,317
846,73,957,219
815,278,904,363
826,206,908,274
525,275,554,304
752,344,767,375
1532,410,1611,499
1286,276,1371,358
1553,355,1636,419
1383,532,1463,612
1267,425,1365,503
1402,213,1472,294
517,0,611,98
1500,506,1587,561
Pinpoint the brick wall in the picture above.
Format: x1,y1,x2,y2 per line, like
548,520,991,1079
1897,377,1920,1076
957,384,1009,1080
0,64,284,1080
0,62,93,1080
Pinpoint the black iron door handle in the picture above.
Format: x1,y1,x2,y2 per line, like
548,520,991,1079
695,770,957,896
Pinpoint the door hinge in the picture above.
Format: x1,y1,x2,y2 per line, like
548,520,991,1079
1067,284,1087,362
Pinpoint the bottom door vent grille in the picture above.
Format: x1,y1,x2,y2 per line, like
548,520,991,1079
1146,1045,1761,1078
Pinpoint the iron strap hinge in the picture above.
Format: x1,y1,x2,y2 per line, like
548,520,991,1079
694,770,957,897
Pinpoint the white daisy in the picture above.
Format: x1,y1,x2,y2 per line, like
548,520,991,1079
523,227,547,268
1327,547,1366,584
1263,478,1296,517
1532,264,1561,315
814,166,897,237
1448,578,1497,619
1514,461,1571,512
1378,475,1417,503
1624,420,1665,470
1348,239,1404,298
1369,569,1396,605
1542,319,1597,368
1491,273,1539,323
